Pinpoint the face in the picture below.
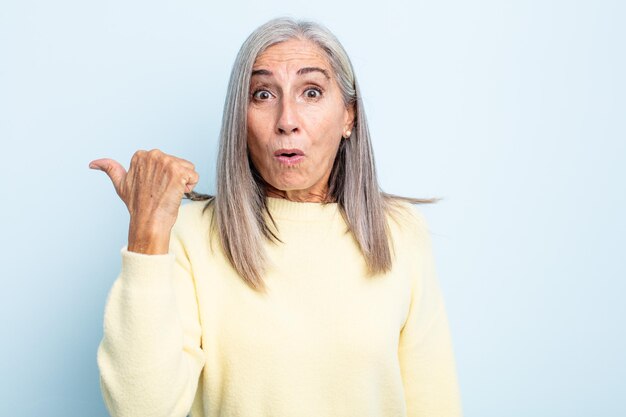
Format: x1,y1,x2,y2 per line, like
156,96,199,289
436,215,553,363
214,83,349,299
247,39,355,202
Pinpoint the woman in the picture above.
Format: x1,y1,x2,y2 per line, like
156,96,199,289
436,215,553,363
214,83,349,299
90,17,462,417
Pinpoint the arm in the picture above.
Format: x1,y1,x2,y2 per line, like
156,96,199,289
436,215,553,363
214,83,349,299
398,211,463,417
97,223,205,417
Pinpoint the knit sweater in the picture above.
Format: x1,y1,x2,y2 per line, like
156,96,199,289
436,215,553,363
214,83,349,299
97,197,462,417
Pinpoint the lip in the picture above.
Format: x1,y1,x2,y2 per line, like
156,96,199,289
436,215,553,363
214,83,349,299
274,148,305,165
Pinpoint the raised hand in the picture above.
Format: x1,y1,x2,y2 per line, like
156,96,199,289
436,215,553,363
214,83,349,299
89,149,199,254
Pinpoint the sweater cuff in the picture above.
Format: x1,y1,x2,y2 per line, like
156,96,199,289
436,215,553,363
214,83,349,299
120,245,175,285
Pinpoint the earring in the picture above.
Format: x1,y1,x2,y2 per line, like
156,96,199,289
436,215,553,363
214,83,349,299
343,130,352,139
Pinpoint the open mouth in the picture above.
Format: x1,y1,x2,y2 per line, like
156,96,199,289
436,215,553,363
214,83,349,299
274,148,305,165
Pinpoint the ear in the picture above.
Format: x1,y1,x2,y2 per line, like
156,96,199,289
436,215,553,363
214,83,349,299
344,103,355,132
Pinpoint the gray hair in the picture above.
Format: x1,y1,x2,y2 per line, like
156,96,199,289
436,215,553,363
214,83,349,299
190,17,436,292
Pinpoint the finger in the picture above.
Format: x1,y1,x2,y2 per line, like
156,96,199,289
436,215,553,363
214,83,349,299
89,158,127,192
175,157,195,171
183,171,200,193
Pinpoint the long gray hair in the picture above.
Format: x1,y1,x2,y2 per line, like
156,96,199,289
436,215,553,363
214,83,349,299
187,17,436,292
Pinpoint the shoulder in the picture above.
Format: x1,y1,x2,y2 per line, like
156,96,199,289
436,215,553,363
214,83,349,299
385,200,438,288
386,199,431,239
384,198,436,260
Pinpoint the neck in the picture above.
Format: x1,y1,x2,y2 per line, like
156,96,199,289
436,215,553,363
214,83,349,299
265,183,334,203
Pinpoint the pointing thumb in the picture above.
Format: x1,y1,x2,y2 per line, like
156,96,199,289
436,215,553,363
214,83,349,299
89,158,127,192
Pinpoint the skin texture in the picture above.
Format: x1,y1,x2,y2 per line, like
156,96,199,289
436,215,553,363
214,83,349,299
247,39,355,203
89,150,199,254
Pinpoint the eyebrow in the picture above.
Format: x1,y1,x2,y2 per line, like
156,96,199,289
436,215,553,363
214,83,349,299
250,67,331,80
297,67,331,79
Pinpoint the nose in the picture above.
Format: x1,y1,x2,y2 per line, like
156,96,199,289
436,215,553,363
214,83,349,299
275,96,299,136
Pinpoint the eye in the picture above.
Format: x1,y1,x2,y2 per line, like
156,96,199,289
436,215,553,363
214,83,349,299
304,87,323,99
252,89,273,100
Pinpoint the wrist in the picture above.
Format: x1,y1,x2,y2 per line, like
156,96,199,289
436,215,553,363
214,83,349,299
128,219,171,255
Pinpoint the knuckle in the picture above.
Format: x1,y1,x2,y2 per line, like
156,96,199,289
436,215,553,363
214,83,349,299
131,150,146,164
180,158,194,170
146,149,160,161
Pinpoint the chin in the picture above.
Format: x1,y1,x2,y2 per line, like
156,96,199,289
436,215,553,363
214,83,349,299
270,173,309,190
273,181,309,192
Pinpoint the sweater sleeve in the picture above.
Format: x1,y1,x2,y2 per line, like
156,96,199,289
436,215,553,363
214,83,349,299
97,222,205,417
398,210,463,417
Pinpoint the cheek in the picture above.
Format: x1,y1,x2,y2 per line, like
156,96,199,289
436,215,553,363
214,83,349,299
307,111,344,155
308,138,342,177
247,111,262,141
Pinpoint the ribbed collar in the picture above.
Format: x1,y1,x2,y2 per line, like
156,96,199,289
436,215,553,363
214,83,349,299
265,196,341,222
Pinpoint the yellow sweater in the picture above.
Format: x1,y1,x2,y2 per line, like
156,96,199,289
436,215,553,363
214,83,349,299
97,197,462,417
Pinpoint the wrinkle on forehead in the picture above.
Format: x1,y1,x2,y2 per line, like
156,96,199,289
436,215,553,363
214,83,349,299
252,40,332,75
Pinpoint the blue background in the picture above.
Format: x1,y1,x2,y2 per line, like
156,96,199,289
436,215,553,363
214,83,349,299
1,0,624,416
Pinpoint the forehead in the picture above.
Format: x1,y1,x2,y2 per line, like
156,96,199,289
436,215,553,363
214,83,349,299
252,39,331,72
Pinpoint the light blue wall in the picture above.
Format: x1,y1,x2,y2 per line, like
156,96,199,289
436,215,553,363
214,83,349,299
1,1,624,416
